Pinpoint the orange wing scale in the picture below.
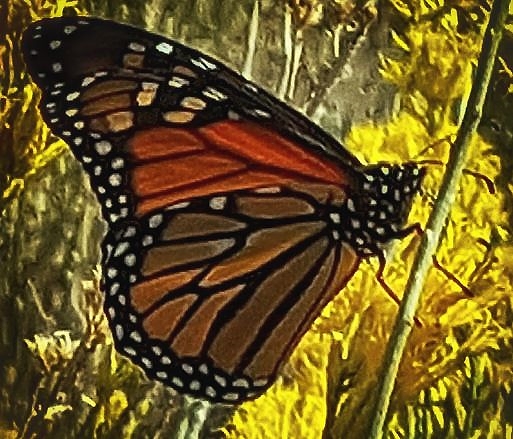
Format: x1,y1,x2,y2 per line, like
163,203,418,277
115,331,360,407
128,120,350,216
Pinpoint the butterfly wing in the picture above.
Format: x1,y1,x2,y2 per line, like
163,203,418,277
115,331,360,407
22,16,365,402
103,187,359,402
22,16,363,224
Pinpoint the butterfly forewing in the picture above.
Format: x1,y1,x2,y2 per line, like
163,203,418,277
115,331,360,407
22,17,359,227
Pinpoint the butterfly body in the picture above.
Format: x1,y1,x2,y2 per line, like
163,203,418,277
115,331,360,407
22,16,424,403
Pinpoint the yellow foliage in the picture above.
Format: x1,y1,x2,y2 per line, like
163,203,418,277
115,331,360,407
4,0,513,438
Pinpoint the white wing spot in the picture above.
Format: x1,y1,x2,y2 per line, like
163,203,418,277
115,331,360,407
191,57,216,70
142,235,153,246
202,87,227,101
74,121,85,129
161,356,172,365
141,357,152,368
329,213,341,224
228,110,241,121
166,201,190,210
110,282,120,295
109,173,122,187
149,213,163,228
123,226,136,238
95,140,112,155
130,331,142,343
244,83,258,92
111,157,124,170
233,378,249,388
82,76,95,87
124,347,137,356
52,62,62,72
156,371,168,379
115,325,124,340
168,76,190,88
129,42,146,52
214,375,227,387
155,42,173,54
209,196,227,210
114,241,130,257
172,377,184,388
252,108,271,118
190,380,201,391
253,187,281,194
49,40,61,49
182,363,194,375
254,378,268,387
66,91,80,101
124,253,136,267
206,387,217,398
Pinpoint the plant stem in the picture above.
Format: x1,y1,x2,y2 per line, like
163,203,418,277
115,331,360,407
242,0,259,79
367,1,511,438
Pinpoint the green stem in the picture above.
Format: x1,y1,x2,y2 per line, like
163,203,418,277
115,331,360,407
367,1,511,438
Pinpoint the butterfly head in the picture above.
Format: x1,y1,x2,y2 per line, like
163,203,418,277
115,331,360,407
340,163,425,256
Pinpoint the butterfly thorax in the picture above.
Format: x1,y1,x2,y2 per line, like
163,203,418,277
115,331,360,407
337,163,425,257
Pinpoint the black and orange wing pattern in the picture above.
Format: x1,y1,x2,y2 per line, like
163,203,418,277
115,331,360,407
22,16,424,403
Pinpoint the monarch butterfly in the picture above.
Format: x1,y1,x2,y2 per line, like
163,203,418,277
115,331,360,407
22,16,424,403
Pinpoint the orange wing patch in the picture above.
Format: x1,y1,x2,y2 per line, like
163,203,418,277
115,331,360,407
127,121,349,216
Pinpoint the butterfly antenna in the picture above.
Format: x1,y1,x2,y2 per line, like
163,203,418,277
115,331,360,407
414,135,454,158
413,161,495,195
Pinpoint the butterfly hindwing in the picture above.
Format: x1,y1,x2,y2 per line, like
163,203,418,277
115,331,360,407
103,186,360,402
